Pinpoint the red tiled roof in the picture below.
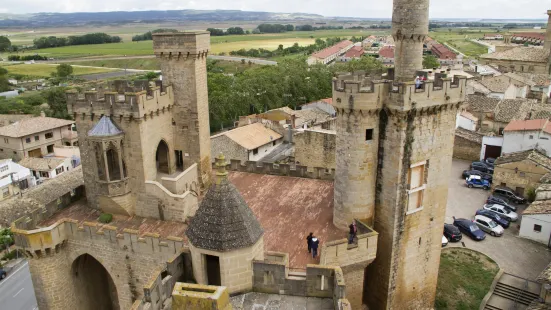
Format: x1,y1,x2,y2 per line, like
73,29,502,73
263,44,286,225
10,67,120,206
431,43,456,60
311,40,353,59
379,46,395,58
321,98,333,105
504,119,547,132
514,33,546,41
344,46,364,58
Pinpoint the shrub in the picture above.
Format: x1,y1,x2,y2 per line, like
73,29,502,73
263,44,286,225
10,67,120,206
98,213,113,224
526,188,536,202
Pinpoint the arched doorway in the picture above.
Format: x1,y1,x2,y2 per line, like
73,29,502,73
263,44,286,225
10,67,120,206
72,254,120,310
156,140,170,174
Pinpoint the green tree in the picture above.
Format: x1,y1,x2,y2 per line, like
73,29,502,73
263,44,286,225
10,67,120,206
0,67,10,92
43,87,70,119
56,64,73,78
422,55,440,69
0,228,13,248
0,36,11,52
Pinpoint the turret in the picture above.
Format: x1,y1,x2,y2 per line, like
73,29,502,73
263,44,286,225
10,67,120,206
392,0,430,82
544,10,551,50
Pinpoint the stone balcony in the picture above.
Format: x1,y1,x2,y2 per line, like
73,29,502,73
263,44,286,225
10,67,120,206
97,178,131,197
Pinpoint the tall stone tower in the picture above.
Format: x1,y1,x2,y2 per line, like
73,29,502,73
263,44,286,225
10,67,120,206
334,0,468,308
153,32,212,186
544,10,551,51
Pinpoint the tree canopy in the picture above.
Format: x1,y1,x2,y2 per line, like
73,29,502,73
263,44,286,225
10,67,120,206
423,55,441,69
0,36,11,52
56,64,73,78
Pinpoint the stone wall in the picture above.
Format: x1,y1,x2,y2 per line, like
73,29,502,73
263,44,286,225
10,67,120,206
480,58,548,74
493,161,549,192
294,129,336,171
161,163,198,195
222,159,335,180
453,135,481,161
190,237,264,294
137,183,198,222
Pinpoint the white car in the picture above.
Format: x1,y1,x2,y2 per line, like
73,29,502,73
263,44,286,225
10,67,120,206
442,235,448,247
483,204,518,222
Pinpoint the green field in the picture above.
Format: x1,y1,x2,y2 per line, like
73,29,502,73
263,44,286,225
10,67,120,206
435,248,499,310
5,29,381,59
0,64,117,77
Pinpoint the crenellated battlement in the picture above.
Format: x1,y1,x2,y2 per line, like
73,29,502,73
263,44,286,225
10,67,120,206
12,217,187,259
217,159,335,180
66,82,174,120
332,71,468,113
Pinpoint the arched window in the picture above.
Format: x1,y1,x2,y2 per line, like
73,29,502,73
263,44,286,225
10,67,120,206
156,140,170,174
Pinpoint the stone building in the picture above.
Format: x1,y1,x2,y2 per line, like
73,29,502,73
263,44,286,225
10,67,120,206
453,128,483,161
0,112,76,161
294,129,336,170
493,149,551,195
8,2,469,310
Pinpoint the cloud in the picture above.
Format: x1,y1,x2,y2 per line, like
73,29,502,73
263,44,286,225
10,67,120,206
1,0,549,20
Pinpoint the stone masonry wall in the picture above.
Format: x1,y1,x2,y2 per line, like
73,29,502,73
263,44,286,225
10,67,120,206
294,129,336,171
453,135,481,161
493,161,549,192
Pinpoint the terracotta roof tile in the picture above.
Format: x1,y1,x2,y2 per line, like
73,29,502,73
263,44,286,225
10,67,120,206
455,128,483,144
524,200,551,216
496,149,551,171
344,46,364,58
18,157,67,171
213,123,282,151
479,76,513,93
480,47,550,63
378,46,395,58
504,119,547,132
0,116,74,138
311,40,353,59
494,99,535,123
466,95,501,112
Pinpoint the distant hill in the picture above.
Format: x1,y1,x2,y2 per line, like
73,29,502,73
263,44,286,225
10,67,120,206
0,10,325,27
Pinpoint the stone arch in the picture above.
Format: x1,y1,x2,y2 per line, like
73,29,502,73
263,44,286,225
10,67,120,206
156,140,170,174
71,253,120,310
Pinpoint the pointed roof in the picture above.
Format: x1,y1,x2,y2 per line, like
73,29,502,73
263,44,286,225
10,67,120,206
88,116,123,137
186,154,263,252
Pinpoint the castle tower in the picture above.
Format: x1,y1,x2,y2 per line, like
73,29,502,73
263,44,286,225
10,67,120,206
334,0,468,309
392,0,429,82
187,154,264,294
153,32,212,187
544,10,551,51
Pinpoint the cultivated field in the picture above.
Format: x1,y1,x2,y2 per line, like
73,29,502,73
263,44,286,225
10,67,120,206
0,63,117,77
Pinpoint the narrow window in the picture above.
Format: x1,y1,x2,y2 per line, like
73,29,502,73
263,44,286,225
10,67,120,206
534,224,542,233
272,141,276,146
253,148,259,155
365,129,374,141
45,132,53,139
407,161,427,213
34,135,39,141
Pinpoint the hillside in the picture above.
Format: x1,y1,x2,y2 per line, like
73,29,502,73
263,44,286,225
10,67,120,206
0,10,324,28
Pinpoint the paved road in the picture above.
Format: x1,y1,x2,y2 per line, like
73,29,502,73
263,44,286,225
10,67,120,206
0,261,38,310
446,159,551,280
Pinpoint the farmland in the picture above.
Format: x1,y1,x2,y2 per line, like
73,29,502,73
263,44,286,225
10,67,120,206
0,63,117,77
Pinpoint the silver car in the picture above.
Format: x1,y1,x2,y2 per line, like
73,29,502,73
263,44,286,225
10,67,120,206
474,215,504,237
483,203,519,222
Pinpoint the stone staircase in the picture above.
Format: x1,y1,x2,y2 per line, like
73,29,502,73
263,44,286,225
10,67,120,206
483,273,541,310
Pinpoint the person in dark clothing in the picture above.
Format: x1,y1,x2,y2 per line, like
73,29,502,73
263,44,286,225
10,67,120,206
311,237,320,258
348,220,357,244
306,232,313,253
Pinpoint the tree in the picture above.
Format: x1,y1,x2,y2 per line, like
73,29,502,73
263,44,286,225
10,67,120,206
43,87,70,119
422,55,440,69
56,64,73,78
0,36,11,52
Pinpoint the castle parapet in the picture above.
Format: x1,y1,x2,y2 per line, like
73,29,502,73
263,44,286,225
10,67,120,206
66,85,174,120
221,159,335,180
320,219,378,268
12,219,187,258
332,72,387,111
153,31,210,58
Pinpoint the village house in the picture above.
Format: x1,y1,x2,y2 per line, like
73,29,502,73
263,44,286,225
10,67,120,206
18,156,74,184
503,119,551,155
0,114,33,127
493,149,551,195
453,128,484,161
456,111,478,131
504,72,551,101
307,40,354,65
378,46,395,66
430,43,461,67
338,45,365,62
479,46,550,74
0,159,33,201
0,112,76,161
478,75,528,99
210,123,283,162
520,186,551,246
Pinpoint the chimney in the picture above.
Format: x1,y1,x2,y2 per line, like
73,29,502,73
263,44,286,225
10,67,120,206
40,111,46,117
392,0,429,82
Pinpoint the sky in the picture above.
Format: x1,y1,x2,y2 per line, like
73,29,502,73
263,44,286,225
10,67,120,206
0,0,549,20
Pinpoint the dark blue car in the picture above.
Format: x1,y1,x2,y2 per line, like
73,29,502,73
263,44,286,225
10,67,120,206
453,218,486,241
0,268,6,281
476,209,510,229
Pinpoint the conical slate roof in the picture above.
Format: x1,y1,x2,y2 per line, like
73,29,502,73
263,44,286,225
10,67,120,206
88,116,123,137
187,154,263,252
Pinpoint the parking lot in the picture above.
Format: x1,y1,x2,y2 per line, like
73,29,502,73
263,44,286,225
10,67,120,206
446,159,551,280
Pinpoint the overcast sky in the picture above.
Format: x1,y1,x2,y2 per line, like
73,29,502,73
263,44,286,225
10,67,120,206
1,0,549,20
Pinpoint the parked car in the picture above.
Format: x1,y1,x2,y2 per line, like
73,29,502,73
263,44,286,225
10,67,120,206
486,195,517,212
493,187,526,204
485,157,496,167
476,209,511,229
443,223,462,242
453,218,486,241
462,170,493,183
483,204,519,221
474,215,504,237
466,175,490,190
442,235,448,247
471,161,494,174
0,268,5,280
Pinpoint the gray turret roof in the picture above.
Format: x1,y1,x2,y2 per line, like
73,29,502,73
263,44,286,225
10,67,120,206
88,116,123,137
186,154,263,251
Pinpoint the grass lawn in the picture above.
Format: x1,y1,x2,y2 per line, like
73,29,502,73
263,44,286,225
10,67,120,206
1,64,118,77
435,248,499,310
7,29,383,59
